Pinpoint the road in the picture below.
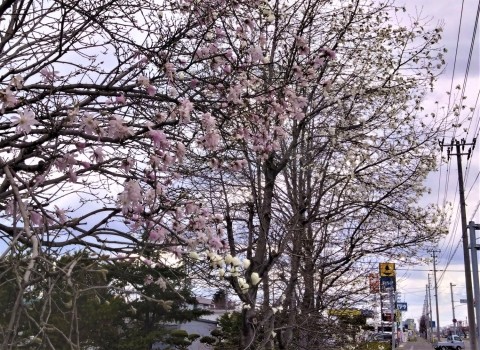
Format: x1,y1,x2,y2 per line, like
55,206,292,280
398,337,471,350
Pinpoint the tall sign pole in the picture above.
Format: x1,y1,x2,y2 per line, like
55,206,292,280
380,262,396,349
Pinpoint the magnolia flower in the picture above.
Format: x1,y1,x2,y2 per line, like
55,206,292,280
218,268,225,278
243,259,251,269
40,68,59,83
2,88,18,107
144,274,154,285
30,211,43,226
55,206,67,224
176,142,186,162
93,147,104,163
10,74,24,89
321,47,336,60
251,272,261,285
189,251,200,260
81,113,99,135
137,75,150,87
115,94,126,104
164,62,176,81
149,227,166,242
146,84,156,96
231,257,241,267
11,109,38,134
149,129,169,149
225,254,233,265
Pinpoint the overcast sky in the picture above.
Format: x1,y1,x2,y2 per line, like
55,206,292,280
395,0,480,331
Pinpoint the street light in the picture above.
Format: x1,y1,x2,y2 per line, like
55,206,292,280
450,283,456,335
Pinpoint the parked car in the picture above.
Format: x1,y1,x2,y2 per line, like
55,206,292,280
433,334,465,350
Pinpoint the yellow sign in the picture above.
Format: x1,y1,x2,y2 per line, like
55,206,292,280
395,309,401,321
328,309,362,316
379,263,396,277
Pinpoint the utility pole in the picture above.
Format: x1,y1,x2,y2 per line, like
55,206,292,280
469,221,480,349
441,138,477,350
425,284,430,339
450,283,456,335
429,249,441,341
428,274,434,343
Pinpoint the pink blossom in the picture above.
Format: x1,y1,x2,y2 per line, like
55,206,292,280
40,68,59,83
121,157,135,172
137,75,150,87
150,155,161,169
115,94,126,104
10,74,24,89
108,115,133,139
223,65,232,74
146,85,156,96
227,84,243,104
192,216,207,230
209,158,220,169
35,174,46,185
149,129,169,149
295,36,310,55
178,99,193,124
93,147,104,163
249,45,264,63
30,211,43,226
76,142,86,152
81,113,99,135
163,153,174,167
201,112,215,131
55,206,67,224
144,274,154,285
66,169,77,182
201,131,220,150
54,154,76,172
118,180,142,214
208,236,224,251
313,56,325,68
175,207,184,220
2,88,18,108
321,47,336,60
11,109,38,134
164,62,176,81
230,159,248,171
169,246,183,258
149,227,166,242
185,201,198,215
176,142,186,162
189,79,198,89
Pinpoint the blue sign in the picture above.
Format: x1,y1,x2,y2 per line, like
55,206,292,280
380,276,396,292
396,302,408,311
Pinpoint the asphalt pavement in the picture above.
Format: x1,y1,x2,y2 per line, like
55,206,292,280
398,337,433,350
398,337,471,350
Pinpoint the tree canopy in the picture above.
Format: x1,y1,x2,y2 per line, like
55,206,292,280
0,0,452,348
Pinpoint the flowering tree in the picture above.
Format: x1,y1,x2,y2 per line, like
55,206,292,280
1,0,451,348
0,0,232,346
171,0,450,348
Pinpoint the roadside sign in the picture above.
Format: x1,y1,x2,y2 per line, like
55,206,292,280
379,263,396,277
380,276,396,292
328,309,362,316
369,273,380,293
396,302,408,311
